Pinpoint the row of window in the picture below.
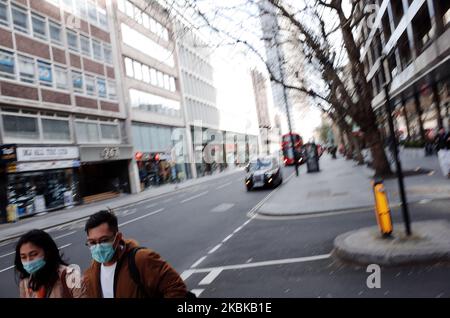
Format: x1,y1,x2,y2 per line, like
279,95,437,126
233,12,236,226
55,0,108,30
179,46,213,82
124,57,176,93
67,29,112,64
121,23,175,68
182,71,216,104
0,48,117,100
117,0,169,41
0,1,112,65
129,88,181,117
1,108,121,143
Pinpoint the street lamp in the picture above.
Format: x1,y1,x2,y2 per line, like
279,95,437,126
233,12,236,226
380,53,412,236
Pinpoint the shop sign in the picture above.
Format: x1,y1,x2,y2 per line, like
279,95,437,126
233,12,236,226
0,145,17,163
17,147,79,162
15,160,80,173
79,146,133,162
101,147,120,160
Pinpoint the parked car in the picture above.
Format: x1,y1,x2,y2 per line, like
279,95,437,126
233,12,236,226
245,157,283,191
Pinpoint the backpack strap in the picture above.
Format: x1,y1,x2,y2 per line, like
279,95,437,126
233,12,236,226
127,247,149,298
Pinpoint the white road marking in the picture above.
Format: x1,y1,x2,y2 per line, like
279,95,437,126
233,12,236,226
0,251,15,259
419,199,432,204
233,226,244,234
215,181,232,190
192,253,331,273
180,191,209,204
191,256,208,268
119,208,165,227
180,269,195,281
222,234,233,243
122,208,137,216
428,170,435,176
208,244,222,254
53,231,77,240
0,265,15,273
191,289,205,297
199,269,223,285
211,203,235,213
58,243,72,250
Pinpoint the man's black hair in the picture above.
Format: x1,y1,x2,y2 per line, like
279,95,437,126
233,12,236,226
85,209,119,234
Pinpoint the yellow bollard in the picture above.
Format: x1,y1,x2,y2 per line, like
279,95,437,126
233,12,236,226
372,180,393,237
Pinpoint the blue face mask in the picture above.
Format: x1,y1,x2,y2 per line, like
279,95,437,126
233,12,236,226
90,239,117,264
22,257,46,275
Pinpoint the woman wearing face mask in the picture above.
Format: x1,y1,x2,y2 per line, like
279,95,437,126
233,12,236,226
15,229,86,298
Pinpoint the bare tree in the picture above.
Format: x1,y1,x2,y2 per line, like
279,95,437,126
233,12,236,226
164,0,392,176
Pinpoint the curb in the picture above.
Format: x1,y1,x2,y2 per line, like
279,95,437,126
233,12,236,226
256,204,376,218
0,169,244,244
332,224,450,267
254,196,450,218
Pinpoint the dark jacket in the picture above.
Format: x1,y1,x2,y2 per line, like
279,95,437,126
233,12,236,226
83,239,188,298
436,132,450,151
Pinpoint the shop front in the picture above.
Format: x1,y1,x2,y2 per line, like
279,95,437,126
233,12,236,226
0,145,80,222
135,150,189,190
78,145,133,203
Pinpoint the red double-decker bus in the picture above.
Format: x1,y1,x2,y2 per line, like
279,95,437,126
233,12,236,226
281,133,303,166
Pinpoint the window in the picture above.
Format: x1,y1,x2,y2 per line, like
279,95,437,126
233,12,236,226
87,1,97,24
143,13,150,29
67,30,79,52
55,66,68,90
108,81,117,100
75,0,87,19
97,78,106,98
134,6,142,24
76,121,99,143
142,65,150,83
42,118,70,141
133,61,142,80
100,124,119,141
85,75,95,96
150,68,157,85
103,44,112,64
0,0,9,27
169,77,176,92
11,5,28,33
49,22,62,45
92,39,102,61
118,0,126,13
125,57,134,77
125,1,134,18
32,14,47,40
2,114,39,140
80,35,91,56
98,8,107,28
38,61,52,86
0,49,14,79
163,74,170,90
157,71,164,88
129,88,181,113
18,55,35,84
72,71,83,93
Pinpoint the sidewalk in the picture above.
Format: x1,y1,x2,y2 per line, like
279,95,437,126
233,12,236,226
0,168,243,243
257,150,450,216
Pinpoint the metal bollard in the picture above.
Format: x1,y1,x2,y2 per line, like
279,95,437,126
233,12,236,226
372,179,393,237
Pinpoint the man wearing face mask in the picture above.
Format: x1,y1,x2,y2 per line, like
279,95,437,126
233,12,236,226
83,210,189,298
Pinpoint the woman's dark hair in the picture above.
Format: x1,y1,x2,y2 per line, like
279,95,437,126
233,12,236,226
85,209,118,234
14,229,68,292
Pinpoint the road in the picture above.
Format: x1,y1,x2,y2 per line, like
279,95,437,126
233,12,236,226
0,166,449,298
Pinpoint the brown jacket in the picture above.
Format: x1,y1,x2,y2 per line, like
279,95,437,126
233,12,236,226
83,239,188,298
20,265,86,298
